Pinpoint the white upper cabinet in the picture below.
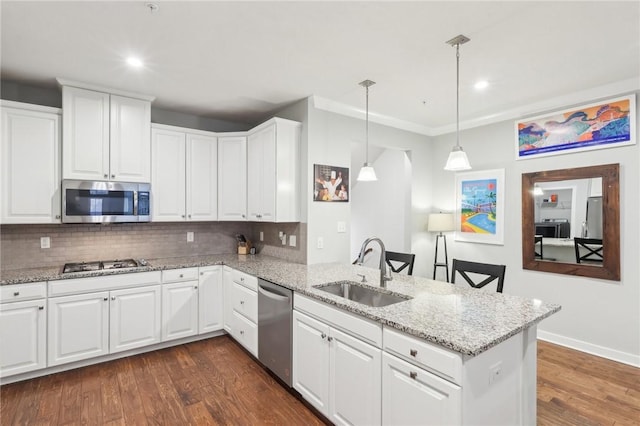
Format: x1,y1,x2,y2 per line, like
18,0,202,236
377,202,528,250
247,118,301,222
61,82,152,182
151,125,217,222
1,102,61,224
218,136,247,221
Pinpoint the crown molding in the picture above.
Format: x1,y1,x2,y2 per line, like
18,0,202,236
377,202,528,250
311,78,640,137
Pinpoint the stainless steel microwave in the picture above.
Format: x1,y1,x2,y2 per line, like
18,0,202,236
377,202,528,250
62,180,150,223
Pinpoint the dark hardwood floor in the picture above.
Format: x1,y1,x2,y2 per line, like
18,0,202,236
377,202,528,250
1,336,638,425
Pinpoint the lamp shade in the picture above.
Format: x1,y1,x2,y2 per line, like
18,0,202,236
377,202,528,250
444,147,471,171
357,164,378,181
427,213,455,232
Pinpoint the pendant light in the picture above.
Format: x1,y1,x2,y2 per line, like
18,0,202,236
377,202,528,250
357,79,378,181
444,35,472,171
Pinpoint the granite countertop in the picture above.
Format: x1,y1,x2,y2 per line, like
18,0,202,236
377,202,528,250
0,254,561,357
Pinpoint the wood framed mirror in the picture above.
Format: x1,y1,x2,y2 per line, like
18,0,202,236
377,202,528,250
522,163,620,280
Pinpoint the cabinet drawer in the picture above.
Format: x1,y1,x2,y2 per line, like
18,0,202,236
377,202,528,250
162,267,199,283
232,310,258,356
49,271,161,296
294,294,382,348
383,327,462,385
231,269,257,291
231,283,257,323
1,282,47,303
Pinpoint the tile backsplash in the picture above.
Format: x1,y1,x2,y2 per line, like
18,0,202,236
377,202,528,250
1,221,307,271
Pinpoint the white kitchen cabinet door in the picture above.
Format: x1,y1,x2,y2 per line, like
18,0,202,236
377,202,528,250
109,95,151,182
222,267,233,333
151,127,187,221
292,310,331,417
0,299,46,378
48,292,110,367
110,285,161,353
247,119,301,222
217,136,247,221
330,327,382,426
247,123,276,221
162,281,199,341
198,266,223,334
382,352,461,426
187,133,217,221
62,86,110,180
1,104,61,224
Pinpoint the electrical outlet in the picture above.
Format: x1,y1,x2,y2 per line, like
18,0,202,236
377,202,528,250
187,232,194,242
289,235,297,247
281,233,287,245
260,231,264,241
317,237,324,249
40,236,50,249
337,221,346,233
489,361,502,385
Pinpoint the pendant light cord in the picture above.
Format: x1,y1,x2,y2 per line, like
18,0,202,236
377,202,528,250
456,42,460,149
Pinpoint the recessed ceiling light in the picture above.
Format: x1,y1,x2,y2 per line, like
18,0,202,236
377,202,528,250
474,80,489,90
126,57,144,68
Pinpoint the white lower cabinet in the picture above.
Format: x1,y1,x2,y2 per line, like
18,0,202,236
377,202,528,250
0,297,47,377
227,269,258,356
198,266,224,334
110,285,161,353
293,309,382,426
382,352,461,425
48,291,110,366
162,280,199,341
222,266,233,333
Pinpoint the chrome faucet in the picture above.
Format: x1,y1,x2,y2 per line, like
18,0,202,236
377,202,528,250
356,237,392,288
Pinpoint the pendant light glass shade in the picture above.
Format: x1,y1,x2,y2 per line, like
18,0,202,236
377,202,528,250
444,35,472,171
357,79,377,182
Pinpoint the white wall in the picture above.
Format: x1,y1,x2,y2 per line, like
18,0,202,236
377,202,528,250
305,104,433,275
430,91,640,366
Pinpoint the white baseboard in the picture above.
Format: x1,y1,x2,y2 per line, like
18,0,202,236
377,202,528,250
537,330,640,368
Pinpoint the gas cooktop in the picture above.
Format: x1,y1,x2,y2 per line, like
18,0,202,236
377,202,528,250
62,259,145,274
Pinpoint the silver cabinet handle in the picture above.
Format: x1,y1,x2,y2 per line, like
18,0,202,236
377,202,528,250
13,291,19,296
410,349,418,357
321,333,327,339
409,371,417,380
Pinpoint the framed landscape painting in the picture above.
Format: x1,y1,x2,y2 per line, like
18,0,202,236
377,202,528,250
454,169,505,245
516,95,635,160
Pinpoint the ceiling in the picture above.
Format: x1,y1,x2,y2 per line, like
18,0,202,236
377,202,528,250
2,1,639,132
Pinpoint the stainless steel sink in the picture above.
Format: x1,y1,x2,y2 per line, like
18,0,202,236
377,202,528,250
315,281,411,307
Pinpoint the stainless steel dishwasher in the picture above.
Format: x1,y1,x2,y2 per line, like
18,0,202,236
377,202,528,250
257,279,293,387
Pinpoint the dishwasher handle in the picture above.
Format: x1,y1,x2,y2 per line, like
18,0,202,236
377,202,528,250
258,284,290,302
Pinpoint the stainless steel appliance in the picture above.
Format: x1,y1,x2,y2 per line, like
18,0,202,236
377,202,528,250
585,196,603,238
62,180,150,223
257,279,293,387
535,218,570,238
62,258,144,274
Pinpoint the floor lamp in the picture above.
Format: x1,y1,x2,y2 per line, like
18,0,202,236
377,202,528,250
428,213,455,282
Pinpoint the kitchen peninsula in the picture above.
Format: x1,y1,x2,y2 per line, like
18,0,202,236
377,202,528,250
1,254,560,425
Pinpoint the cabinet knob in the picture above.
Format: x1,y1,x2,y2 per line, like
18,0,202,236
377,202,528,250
179,274,184,278
410,349,418,357
409,371,418,380
38,306,44,310
240,300,244,305
182,215,185,218
240,277,244,282
111,174,115,178
13,291,19,296
321,333,327,340
111,296,116,301
200,272,204,276
194,285,198,289
104,174,108,178
327,336,333,342
103,297,108,301
188,214,192,218
240,330,244,335
55,215,61,219
242,214,245,218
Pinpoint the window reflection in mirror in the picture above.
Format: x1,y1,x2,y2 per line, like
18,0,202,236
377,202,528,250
522,164,620,281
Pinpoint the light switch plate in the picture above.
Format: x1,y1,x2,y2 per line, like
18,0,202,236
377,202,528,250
317,237,324,249
289,235,297,247
260,231,264,241
337,221,346,233
187,231,194,242
40,236,50,249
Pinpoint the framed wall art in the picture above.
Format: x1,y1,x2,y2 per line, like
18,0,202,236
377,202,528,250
516,94,635,160
313,164,349,202
454,169,505,245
